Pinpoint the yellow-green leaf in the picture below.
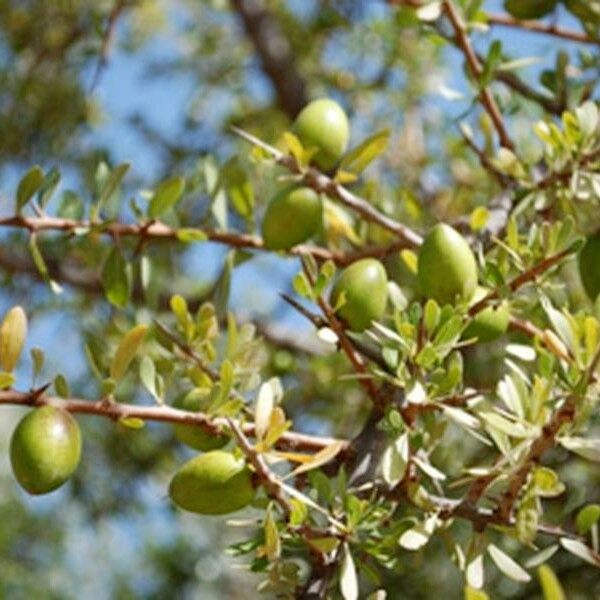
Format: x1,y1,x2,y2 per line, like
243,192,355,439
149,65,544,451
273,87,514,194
470,207,490,232
340,129,390,174
148,176,185,218
290,440,346,477
16,165,44,213
118,417,145,429
110,324,149,382
538,565,565,600
0,306,27,372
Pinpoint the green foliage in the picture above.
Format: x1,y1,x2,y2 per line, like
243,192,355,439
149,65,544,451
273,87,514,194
4,0,600,598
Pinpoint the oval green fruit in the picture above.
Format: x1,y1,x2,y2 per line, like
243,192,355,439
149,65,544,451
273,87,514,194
504,0,558,19
330,258,388,332
578,232,600,301
173,391,230,452
293,98,350,171
10,405,81,495
462,289,510,343
262,186,323,250
169,450,255,515
417,224,478,306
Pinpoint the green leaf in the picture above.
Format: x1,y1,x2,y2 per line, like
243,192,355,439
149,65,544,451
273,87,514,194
289,498,308,527
110,324,149,382
54,374,70,398
102,247,132,308
423,299,441,335
559,537,600,566
139,355,159,402
339,544,358,600
176,228,208,243
340,129,390,174
538,565,565,600
28,234,62,294
30,347,44,381
487,544,531,583
470,207,489,232
576,504,600,534
559,436,600,462
37,167,61,209
381,433,409,486
93,162,130,219
222,158,254,222
464,588,489,600
0,372,15,389
119,417,145,429
148,176,185,218
16,166,44,213
213,252,234,320
532,467,565,497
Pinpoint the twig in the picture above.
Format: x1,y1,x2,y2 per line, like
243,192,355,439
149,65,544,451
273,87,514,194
0,389,344,453
0,214,407,267
495,395,578,521
226,417,292,516
90,0,128,91
442,0,515,151
468,246,574,317
487,13,600,46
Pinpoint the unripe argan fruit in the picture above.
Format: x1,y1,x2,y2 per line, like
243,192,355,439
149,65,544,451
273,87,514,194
10,406,81,495
417,224,478,306
462,288,510,343
293,98,350,171
169,451,255,515
262,186,323,250
173,391,229,452
330,258,388,332
578,232,600,301
504,0,557,19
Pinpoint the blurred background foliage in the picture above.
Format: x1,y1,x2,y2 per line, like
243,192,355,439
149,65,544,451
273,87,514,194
1,0,600,598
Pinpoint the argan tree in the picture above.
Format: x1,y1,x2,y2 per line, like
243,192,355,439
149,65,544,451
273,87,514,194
2,0,600,598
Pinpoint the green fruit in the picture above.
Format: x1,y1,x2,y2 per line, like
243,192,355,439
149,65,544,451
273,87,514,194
262,186,323,250
173,391,229,452
330,258,388,332
417,224,478,306
462,288,510,343
169,451,255,515
578,232,600,301
293,98,350,171
504,0,558,19
10,406,81,495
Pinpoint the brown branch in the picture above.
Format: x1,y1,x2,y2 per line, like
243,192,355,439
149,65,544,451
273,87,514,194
468,246,574,317
231,127,424,248
0,214,406,267
442,0,515,151
534,146,600,191
487,13,600,46
494,68,564,116
495,395,578,521
90,0,128,90
226,417,291,516
230,0,307,118
0,389,344,453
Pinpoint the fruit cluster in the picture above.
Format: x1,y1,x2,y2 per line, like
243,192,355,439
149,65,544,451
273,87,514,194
7,99,600,524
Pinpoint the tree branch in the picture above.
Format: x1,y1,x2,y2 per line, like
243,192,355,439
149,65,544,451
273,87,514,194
230,0,307,118
0,388,344,453
486,13,600,46
442,0,515,150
